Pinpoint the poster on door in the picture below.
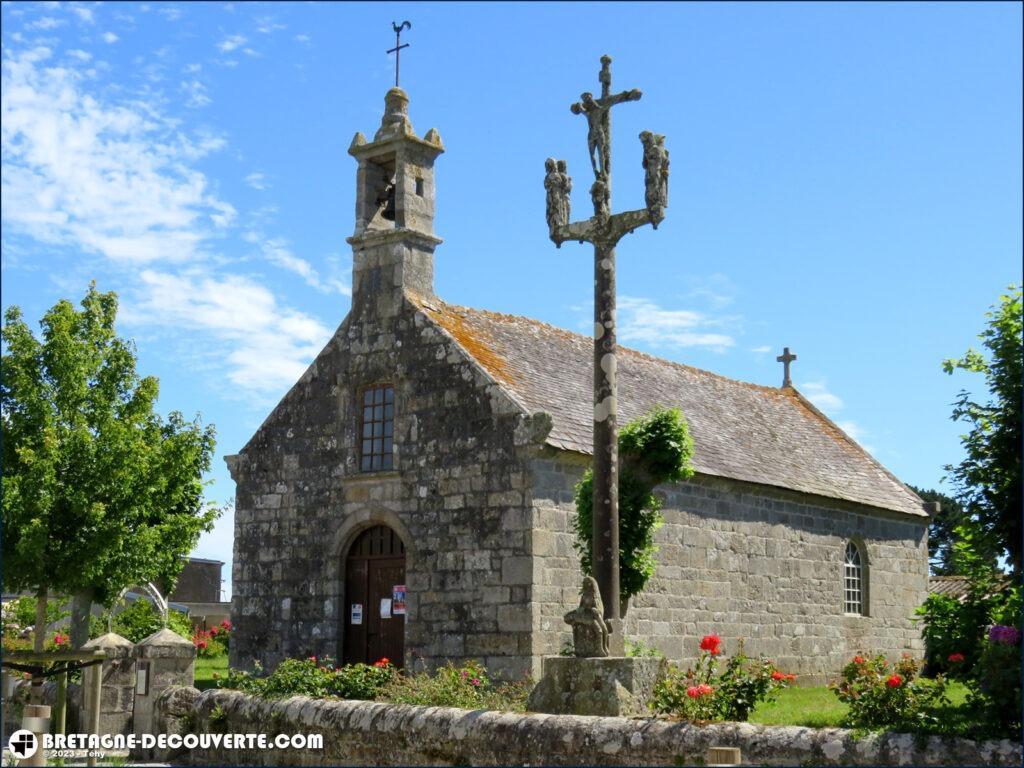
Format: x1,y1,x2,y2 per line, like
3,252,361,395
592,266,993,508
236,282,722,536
379,598,392,618
392,585,406,615
350,603,363,625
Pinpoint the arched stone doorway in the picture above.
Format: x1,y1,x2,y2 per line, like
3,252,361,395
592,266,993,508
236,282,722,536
342,524,406,667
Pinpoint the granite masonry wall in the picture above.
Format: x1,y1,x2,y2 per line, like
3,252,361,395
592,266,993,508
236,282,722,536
228,283,549,680
531,452,929,684
160,687,1022,767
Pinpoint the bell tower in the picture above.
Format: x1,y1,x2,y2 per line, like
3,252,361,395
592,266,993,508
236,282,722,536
346,87,444,317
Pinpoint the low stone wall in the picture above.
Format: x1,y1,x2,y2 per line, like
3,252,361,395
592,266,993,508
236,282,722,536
160,687,1022,767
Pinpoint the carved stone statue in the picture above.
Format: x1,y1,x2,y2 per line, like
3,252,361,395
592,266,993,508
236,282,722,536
564,576,610,657
544,157,561,234
640,131,669,227
571,87,641,180
556,159,572,225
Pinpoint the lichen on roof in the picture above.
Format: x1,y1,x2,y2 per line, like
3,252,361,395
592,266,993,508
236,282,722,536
413,295,926,519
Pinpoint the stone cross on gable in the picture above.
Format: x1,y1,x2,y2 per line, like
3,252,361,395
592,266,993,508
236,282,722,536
777,347,797,387
543,55,670,656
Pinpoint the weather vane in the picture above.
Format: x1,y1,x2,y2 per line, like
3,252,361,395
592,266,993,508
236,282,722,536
387,21,412,88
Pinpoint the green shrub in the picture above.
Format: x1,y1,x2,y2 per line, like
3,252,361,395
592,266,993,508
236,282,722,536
625,638,663,658
331,660,396,700
573,407,694,609
220,657,397,701
379,661,530,712
915,592,989,677
966,626,1022,739
652,634,794,722
92,599,192,643
830,653,948,732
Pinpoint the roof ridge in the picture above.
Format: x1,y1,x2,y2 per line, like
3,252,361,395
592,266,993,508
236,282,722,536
440,300,786,396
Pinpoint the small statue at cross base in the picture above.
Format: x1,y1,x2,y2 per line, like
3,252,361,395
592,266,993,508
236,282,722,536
640,130,669,228
564,576,611,657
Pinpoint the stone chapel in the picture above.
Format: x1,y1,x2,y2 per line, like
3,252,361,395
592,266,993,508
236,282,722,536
225,87,930,685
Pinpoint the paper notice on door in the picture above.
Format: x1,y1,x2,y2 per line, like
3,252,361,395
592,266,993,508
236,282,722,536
380,598,392,618
351,603,363,625
392,585,406,615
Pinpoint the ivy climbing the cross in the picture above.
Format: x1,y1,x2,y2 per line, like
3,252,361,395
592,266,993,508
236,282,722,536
572,406,694,613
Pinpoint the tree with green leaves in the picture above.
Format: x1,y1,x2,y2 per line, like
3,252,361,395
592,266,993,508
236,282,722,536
942,285,1022,577
907,485,972,575
1,284,219,687
573,406,694,614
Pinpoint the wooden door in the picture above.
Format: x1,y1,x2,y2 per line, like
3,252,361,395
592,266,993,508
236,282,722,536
343,525,406,667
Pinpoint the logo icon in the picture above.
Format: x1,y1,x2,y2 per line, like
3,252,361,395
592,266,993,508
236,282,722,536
9,729,38,759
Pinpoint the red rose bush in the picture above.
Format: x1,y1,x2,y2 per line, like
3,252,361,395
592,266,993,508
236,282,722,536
831,652,947,732
653,634,795,722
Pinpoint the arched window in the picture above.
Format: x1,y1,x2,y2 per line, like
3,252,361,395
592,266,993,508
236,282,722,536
844,541,866,615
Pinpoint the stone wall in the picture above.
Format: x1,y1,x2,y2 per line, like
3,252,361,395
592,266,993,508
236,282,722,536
229,290,549,679
162,687,1021,767
531,452,929,684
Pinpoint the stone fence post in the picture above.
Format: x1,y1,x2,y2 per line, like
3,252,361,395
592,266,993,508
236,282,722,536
80,632,136,738
131,628,195,761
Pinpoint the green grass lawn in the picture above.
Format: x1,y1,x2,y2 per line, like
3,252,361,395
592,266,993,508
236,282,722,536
749,680,971,728
749,686,848,727
194,655,228,690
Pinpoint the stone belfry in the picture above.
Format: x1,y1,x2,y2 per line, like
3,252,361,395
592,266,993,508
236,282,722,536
346,87,444,318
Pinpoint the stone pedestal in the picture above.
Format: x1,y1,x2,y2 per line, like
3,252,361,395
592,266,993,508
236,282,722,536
131,628,195,760
526,656,665,717
81,632,135,737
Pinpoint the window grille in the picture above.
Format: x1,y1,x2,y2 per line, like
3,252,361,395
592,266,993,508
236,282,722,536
360,385,394,472
844,541,864,615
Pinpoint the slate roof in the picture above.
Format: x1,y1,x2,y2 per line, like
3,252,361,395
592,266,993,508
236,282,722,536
928,575,1012,601
416,298,927,518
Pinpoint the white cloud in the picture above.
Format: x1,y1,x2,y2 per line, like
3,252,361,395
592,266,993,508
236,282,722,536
750,345,771,354
127,269,334,395
800,381,844,413
216,34,246,53
72,7,95,24
30,16,65,30
255,17,285,34
102,31,119,44
616,296,735,351
67,49,92,62
157,6,182,21
684,272,736,309
1,46,233,264
799,381,874,452
181,79,211,108
244,172,267,190
294,34,311,45
245,232,351,296
184,62,201,74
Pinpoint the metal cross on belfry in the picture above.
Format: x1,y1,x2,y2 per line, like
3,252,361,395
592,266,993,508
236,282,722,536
777,347,797,387
543,55,670,655
387,20,411,88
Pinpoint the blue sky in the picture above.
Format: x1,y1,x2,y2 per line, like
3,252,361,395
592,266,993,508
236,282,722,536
2,2,1020,598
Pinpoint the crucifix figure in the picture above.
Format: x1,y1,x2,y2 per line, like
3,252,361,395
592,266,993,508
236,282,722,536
387,20,411,88
570,56,642,184
545,56,668,655
777,347,797,387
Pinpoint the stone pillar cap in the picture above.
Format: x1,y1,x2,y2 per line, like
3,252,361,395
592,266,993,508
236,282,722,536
82,632,134,651
136,627,193,647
